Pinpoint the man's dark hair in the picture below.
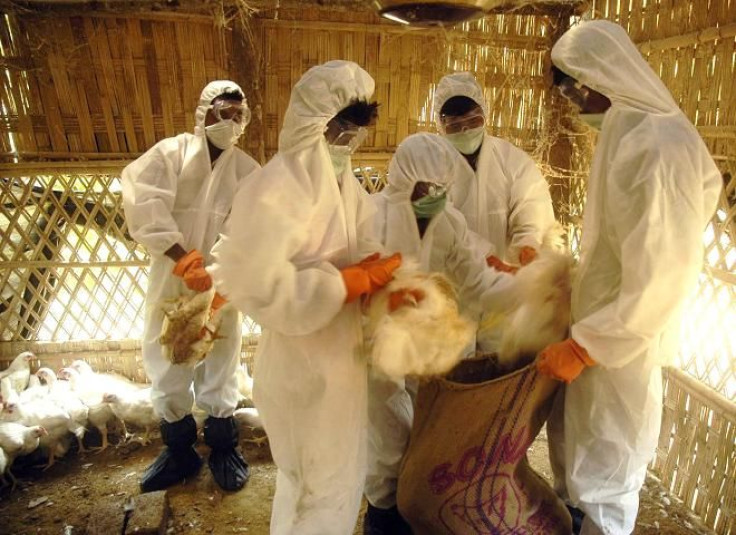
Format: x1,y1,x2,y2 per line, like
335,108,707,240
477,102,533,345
551,65,569,87
336,99,380,127
440,96,482,118
212,90,244,103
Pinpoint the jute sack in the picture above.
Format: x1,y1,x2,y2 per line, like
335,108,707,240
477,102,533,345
397,357,571,534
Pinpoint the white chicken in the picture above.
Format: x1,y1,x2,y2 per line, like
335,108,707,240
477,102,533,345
33,368,89,452
102,387,157,445
68,360,140,392
0,396,73,470
19,373,49,404
59,367,120,453
233,407,263,430
489,224,575,371
0,377,14,407
364,265,476,379
0,422,47,489
36,367,71,396
159,288,222,365
0,351,33,394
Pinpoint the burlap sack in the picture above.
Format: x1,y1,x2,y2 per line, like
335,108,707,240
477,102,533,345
397,357,571,534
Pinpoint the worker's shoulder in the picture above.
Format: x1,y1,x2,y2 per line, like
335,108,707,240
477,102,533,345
616,112,699,162
244,152,312,195
485,135,534,160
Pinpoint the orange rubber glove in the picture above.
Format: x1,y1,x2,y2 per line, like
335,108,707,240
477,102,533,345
211,292,227,313
361,253,403,292
519,246,538,266
172,249,213,292
536,338,596,384
486,255,518,274
340,266,372,303
388,288,426,312
340,253,402,304
359,252,381,265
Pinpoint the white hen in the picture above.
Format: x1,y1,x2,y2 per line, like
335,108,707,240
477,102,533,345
34,368,89,452
0,352,33,394
491,224,575,371
0,396,72,470
0,422,47,489
59,367,121,453
364,265,476,379
102,388,157,444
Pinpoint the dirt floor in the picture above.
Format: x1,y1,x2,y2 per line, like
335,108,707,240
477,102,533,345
0,426,715,535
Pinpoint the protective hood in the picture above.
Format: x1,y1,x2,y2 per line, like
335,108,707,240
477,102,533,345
278,60,375,153
551,20,679,115
382,133,461,259
384,133,461,203
433,72,488,127
194,80,247,136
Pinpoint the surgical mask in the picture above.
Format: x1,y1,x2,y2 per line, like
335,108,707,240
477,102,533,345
328,144,351,177
205,119,244,149
579,112,607,131
444,126,484,155
412,193,447,219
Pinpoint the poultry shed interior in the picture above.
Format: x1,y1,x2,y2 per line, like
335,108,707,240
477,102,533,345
0,0,734,534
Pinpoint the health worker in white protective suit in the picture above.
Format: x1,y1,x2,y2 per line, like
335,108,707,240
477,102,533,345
433,72,556,352
121,81,260,493
209,61,401,535
536,20,722,535
363,132,516,533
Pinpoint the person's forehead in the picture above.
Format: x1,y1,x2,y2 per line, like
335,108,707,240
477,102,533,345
441,104,483,119
211,96,243,105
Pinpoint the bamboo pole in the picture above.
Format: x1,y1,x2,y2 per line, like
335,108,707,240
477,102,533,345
638,22,736,54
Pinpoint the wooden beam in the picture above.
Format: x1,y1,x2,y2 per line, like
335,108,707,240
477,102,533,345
0,160,130,173
638,22,736,54
260,19,550,50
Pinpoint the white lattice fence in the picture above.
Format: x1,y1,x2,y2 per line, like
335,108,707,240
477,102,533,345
0,163,262,342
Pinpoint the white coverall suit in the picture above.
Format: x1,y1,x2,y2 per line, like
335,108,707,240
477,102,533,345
209,61,383,535
434,72,556,352
365,133,515,511
121,81,260,423
548,20,722,535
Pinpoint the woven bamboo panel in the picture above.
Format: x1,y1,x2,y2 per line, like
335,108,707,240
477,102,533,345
0,162,262,342
256,6,558,158
0,12,234,161
654,367,736,535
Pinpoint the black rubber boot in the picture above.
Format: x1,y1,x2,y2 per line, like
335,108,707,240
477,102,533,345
363,504,413,535
140,414,202,493
204,416,250,491
567,504,586,535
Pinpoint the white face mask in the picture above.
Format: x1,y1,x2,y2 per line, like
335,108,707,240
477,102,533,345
579,112,608,131
328,144,351,177
205,119,244,149
444,126,485,155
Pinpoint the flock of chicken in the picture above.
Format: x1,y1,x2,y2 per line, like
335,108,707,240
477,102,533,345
0,352,255,492
365,228,574,379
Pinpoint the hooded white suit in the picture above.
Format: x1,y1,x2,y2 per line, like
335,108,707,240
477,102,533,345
548,21,722,535
434,73,556,351
209,61,382,535
121,81,260,423
365,133,515,510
